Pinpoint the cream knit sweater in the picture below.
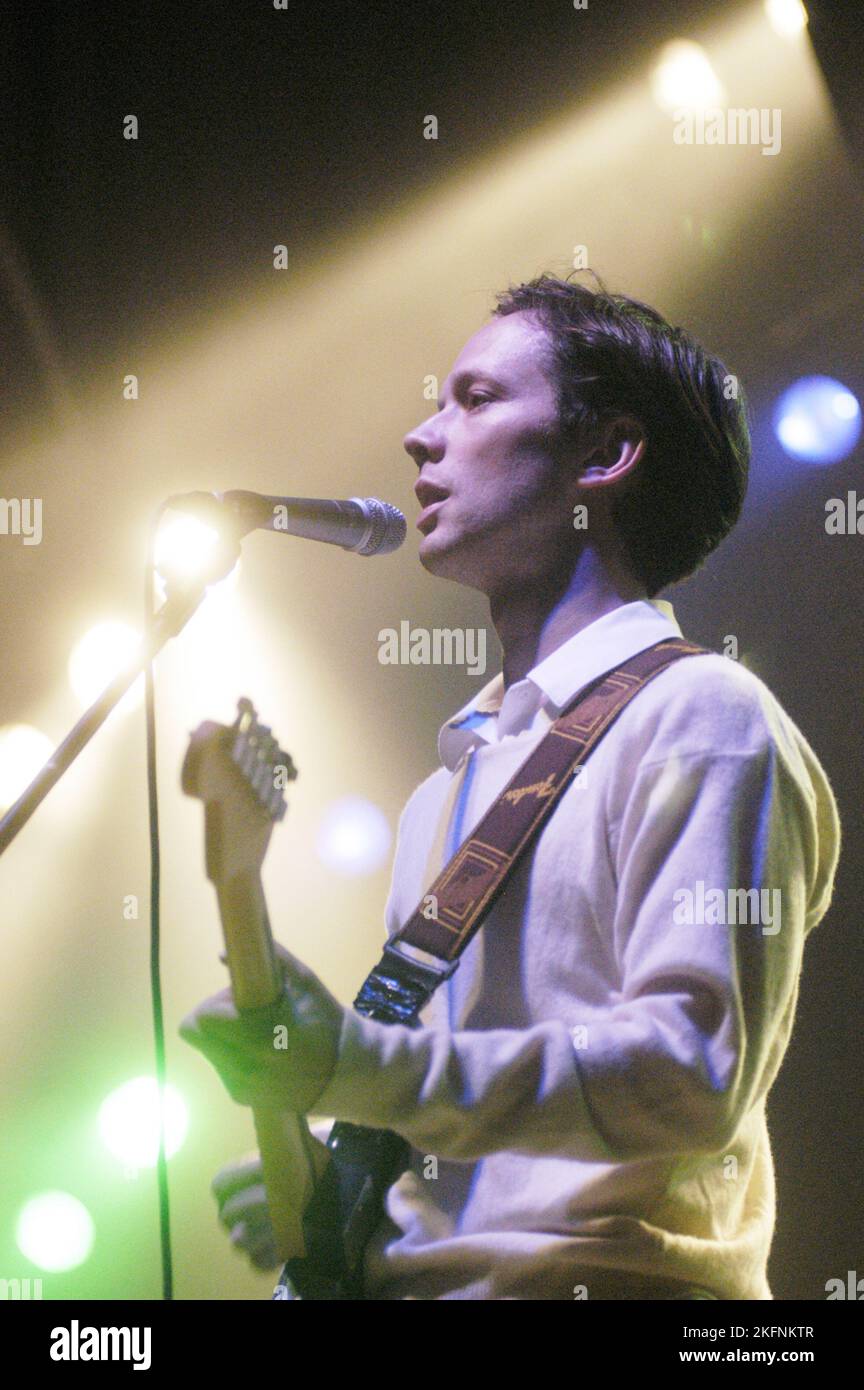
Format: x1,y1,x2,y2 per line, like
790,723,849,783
314,601,841,1299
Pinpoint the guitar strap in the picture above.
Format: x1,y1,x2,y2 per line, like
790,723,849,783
355,636,709,1013
279,635,709,1298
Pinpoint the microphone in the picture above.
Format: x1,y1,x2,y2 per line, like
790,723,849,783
165,490,407,556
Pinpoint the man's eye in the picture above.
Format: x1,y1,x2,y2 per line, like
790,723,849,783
467,392,492,408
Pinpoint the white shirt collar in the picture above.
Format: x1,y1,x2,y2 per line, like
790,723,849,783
438,599,682,771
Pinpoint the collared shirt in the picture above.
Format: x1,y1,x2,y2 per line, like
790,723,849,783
439,598,682,772
437,600,682,871
314,599,841,1300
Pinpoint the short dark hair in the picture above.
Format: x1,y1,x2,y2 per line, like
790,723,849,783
492,272,750,596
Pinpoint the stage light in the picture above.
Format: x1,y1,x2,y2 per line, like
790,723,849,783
316,796,392,875
765,0,808,39
651,40,725,114
98,1077,189,1170
773,376,862,464
154,513,224,586
68,621,143,711
0,723,55,812
15,1191,95,1272
152,514,240,609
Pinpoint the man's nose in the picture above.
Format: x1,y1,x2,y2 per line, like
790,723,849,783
403,416,444,467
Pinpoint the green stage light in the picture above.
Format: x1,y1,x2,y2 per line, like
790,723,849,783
98,1077,188,1170
15,1191,95,1272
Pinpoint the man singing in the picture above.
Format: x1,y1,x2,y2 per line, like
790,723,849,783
181,273,840,1300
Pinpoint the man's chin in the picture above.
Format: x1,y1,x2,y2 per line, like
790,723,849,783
418,524,458,568
417,530,487,590
417,540,452,577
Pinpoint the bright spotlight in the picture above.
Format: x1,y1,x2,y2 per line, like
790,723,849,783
98,1077,189,1170
15,1191,95,1272
0,723,54,812
152,513,239,605
773,375,862,464
68,621,143,710
651,40,725,114
765,0,808,38
316,796,392,875
154,513,222,584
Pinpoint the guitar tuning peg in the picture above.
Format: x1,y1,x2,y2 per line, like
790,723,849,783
250,733,276,781
235,697,255,729
239,701,265,750
234,737,256,778
224,702,296,817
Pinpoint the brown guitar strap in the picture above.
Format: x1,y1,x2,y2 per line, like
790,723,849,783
354,636,710,1019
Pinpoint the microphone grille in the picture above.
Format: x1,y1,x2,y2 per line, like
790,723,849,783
354,498,407,556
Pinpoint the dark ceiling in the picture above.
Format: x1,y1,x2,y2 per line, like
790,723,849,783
2,0,858,428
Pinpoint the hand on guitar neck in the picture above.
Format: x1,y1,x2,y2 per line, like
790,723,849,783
210,1120,332,1274
212,1152,283,1272
179,699,338,1262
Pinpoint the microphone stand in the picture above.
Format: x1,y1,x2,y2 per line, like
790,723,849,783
0,532,241,858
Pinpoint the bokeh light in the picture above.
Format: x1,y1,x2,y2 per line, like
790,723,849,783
773,375,862,464
68,621,143,710
15,1191,95,1273
316,796,392,875
0,723,55,812
98,1077,189,1170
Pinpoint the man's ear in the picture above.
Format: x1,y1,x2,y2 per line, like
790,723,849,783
577,416,646,489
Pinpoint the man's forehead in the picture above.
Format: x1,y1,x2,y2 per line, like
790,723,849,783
445,311,551,386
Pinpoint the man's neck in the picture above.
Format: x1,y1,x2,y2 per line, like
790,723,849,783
490,553,648,690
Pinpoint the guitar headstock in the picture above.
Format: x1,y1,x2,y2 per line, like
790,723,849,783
182,697,297,883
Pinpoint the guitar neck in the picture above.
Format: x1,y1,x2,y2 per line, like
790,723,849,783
214,869,322,1261
215,870,281,1009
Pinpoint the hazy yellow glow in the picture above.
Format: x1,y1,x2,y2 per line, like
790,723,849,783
0,723,55,812
68,621,143,711
765,0,808,38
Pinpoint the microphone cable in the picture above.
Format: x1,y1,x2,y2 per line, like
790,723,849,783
145,509,174,1301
